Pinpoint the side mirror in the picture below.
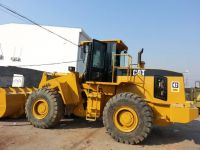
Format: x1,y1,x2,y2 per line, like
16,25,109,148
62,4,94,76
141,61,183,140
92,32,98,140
68,66,75,72
80,46,86,53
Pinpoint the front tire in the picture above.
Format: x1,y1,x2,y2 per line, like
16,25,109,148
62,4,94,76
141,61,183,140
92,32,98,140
25,88,64,128
103,92,153,144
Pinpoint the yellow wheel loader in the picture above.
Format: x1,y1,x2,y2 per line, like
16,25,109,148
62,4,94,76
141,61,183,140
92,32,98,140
186,81,200,111
25,39,198,144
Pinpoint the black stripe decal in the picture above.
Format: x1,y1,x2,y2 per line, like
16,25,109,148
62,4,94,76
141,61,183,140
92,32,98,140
116,69,183,77
145,69,183,76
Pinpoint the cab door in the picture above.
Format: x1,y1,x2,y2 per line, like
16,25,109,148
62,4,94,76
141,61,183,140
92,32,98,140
86,39,107,82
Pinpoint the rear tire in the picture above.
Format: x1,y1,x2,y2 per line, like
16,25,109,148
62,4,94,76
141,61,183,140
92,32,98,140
25,88,64,128
103,92,153,144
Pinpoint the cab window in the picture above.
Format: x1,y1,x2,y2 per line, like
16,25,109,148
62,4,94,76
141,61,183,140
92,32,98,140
154,76,167,100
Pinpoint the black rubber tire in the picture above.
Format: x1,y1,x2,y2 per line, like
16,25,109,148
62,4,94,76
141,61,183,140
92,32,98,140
103,92,153,144
25,88,64,128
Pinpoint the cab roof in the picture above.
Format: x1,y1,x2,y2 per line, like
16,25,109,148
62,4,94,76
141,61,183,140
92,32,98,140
80,39,128,51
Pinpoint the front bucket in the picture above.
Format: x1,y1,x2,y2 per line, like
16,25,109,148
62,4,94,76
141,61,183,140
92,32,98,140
0,88,35,118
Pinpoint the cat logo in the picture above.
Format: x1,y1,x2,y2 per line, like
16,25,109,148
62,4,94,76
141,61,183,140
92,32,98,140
171,81,180,92
133,69,145,76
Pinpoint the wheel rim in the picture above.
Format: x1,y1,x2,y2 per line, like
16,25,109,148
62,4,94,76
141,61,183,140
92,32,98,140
32,99,48,119
113,106,138,132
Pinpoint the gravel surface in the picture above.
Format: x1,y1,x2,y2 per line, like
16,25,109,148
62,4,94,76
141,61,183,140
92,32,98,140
0,117,199,150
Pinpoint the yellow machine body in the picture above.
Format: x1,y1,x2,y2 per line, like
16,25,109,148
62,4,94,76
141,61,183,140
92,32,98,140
38,70,198,126
36,39,198,126
0,87,36,118
39,72,86,117
118,75,198,125
186,81,200,111
1,39,197,144
83,76,197,125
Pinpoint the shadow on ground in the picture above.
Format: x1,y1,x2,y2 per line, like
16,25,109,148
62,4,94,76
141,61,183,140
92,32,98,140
58,118,200,146
58,118,104,129
144,120,200,145
0,118,29,126
0,117,199,146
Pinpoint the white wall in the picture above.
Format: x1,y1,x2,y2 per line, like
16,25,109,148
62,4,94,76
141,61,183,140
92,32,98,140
0,23,91,73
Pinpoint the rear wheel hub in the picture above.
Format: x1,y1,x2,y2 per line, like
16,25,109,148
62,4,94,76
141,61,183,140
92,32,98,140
33,99,48,119
113,106,138,132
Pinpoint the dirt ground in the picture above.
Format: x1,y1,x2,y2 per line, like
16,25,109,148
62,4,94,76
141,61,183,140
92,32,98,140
0,117,199,150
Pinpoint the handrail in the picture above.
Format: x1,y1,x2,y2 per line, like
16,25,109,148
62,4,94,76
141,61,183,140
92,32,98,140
112,54,133,82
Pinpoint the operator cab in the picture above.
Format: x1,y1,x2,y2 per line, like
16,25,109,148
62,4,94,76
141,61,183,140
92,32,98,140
80,39,128,82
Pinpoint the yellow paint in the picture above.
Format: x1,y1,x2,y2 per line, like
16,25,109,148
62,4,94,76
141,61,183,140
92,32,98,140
82,73,198,125
0,87,36,118
116,76,186,104
197,94,200,100
39,72,82,105
170,103,198,123
113,106,138,132
115,75,198,125
39,72,86,117
32,99,48,119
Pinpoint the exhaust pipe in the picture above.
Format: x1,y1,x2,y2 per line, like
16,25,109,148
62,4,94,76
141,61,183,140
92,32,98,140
138,48,144,65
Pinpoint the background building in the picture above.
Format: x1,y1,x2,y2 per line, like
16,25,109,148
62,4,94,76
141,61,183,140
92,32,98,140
0,23,91,87
0,23,91,73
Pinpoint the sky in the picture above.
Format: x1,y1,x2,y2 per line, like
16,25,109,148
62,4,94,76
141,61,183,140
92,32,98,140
0,0,199,87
